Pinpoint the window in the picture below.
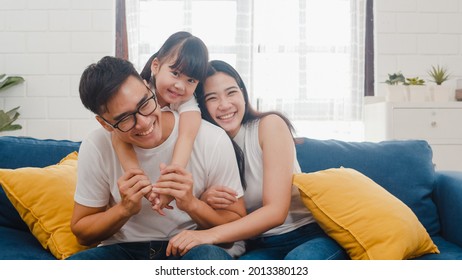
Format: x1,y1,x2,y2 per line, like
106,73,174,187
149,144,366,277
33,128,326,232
120,0,368,140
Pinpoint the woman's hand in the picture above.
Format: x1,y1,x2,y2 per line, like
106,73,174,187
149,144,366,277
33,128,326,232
167,229,217,257
200,185,238,209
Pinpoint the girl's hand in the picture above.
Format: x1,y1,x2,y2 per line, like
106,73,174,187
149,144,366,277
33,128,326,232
167,229,217,257
200,185,238,209
151,194,175,216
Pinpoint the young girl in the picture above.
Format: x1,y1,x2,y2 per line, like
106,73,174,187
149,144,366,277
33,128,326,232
112,31,208,215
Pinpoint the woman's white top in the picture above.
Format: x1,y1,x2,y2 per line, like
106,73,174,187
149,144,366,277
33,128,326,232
233,119,315,238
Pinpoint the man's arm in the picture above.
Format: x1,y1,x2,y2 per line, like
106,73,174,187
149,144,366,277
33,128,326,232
71,169,152,246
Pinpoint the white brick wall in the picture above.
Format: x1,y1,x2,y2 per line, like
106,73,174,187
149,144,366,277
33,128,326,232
0,0,114,141
1,0,462,141
375,0,462,97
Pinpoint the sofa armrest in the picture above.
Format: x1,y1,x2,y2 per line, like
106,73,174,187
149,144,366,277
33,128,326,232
434,171,462,247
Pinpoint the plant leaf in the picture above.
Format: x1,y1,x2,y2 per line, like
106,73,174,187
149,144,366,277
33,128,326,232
0,75,25,92
0,107,22,132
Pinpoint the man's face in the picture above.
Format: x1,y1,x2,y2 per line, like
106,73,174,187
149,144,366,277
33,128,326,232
98,75,163,149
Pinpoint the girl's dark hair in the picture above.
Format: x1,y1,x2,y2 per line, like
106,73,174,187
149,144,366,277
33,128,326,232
195,60,296,191
140,31,209,88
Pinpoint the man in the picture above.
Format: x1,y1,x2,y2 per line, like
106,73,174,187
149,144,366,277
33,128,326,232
68,56,245,260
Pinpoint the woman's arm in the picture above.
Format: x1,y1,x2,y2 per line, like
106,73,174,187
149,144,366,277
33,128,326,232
167,115,295,255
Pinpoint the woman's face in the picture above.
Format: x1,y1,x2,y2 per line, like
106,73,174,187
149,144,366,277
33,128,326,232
202,72,246,138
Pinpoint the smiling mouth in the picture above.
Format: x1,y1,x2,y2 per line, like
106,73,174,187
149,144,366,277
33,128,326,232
217,112,236,120
136,123,154,136
168,90,182,98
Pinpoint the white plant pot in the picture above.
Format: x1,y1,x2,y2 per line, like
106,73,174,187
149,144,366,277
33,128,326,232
386,85,408,102
431,85,454,102
408,85,429,102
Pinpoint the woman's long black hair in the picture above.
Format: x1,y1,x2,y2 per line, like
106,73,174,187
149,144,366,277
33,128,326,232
195,60,296,191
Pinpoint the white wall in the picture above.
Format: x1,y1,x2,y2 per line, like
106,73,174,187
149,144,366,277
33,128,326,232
1,0,462,141
0,0,114,141
375,0,462,96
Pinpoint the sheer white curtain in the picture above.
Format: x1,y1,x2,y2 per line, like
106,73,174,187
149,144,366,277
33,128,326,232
126,0,366,140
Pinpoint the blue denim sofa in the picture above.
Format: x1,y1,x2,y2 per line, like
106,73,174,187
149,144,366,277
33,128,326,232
1,136,462,259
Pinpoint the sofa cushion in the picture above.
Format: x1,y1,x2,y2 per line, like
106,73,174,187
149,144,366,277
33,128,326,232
295,137,439,236
0,136,81,233
0,152,90,259
0,226,55,260
0,185,29,231
293,168,439,259
413,235,462,260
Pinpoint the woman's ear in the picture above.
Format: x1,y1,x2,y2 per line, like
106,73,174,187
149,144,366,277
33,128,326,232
95,115,114,132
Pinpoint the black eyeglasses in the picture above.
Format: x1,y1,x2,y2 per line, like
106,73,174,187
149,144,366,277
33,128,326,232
100,88,158,132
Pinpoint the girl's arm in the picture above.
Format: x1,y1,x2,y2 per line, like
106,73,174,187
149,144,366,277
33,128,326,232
151,110,202,214
167,114,295,255
111,132,140,171
171,110,201,167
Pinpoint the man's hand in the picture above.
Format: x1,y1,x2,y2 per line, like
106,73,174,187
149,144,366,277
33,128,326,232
151,163,198,213
200,185,238,209
117,168,152,217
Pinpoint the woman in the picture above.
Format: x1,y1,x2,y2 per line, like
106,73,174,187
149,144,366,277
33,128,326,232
166,60,347,260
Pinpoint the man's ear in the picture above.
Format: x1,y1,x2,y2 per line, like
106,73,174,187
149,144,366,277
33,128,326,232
95,115,114,132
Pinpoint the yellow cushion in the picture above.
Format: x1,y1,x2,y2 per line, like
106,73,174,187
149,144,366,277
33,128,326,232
293,167,439,260
0,152,90,259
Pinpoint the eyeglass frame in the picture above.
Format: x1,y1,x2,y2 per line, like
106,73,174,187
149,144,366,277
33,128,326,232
99,87,158,132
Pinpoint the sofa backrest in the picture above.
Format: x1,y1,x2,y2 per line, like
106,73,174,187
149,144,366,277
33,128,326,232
0,136,440,236
295,137,440,236
0,136,81,169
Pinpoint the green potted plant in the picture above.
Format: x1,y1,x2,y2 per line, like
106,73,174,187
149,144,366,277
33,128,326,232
0,74,24,132
384,72,407,102
404,77,425,86
404,76,428,102
427,65,452,102
428,65,450,85
385,72,405,85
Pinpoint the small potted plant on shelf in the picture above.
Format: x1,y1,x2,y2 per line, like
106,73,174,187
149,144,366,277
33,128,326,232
427,65,452,102
404,76,428,102
0,74,24,132
384,72,407,102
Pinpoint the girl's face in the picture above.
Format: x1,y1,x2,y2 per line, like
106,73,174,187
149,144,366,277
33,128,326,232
151,57,198,107
203,72,246,138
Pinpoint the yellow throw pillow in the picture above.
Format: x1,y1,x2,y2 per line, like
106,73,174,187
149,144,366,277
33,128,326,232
0,152,90,259
293,167,439,260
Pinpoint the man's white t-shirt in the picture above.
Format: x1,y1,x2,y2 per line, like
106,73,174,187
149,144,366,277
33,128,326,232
75,111,244,246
